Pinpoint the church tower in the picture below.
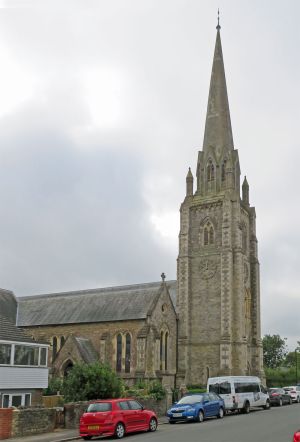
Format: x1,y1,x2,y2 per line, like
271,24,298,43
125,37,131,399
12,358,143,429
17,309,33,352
176,21,265,387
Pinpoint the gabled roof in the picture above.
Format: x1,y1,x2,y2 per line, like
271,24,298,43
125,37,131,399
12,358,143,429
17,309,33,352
0,314,38,344
17,280,177,327
75,337,98,363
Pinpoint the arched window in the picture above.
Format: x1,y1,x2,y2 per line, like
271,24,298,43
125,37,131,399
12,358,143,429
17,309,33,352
204,222,214,245
160,331,164,370
204,227,209,245
63,360,73,378
221,161,226,181
52,337,57,362
125,333,131,373
207,160,215,181
165,332,168,370
209,226,214,244
116,334,122,372
60,336,65,348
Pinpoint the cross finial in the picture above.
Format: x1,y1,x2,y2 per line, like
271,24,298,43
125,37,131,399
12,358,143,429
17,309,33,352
161,272,166,282
216,8,221,30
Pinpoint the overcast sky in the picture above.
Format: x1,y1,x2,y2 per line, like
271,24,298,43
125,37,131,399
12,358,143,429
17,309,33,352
0,0,299,350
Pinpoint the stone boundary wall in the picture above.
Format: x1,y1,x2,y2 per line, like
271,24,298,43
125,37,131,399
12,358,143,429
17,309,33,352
64,396,169,429
11,408,56,438
0,409,12,440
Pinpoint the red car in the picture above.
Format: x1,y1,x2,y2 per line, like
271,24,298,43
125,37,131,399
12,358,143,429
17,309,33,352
79,398,158,440
294,430,300,442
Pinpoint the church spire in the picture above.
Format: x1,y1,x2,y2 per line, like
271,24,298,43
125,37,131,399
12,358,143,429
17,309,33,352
202,21,234,154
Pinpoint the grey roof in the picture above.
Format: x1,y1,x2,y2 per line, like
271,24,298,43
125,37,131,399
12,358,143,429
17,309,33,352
0,289,17,323
75,337,98,363
0,314,37,344
167,281,177,308
17,280,177,327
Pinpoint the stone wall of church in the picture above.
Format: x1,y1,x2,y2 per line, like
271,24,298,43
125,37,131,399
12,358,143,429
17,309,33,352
22,288,177,387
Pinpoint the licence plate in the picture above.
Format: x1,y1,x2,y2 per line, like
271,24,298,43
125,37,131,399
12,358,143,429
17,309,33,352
88,425,99,430
172,413,182,417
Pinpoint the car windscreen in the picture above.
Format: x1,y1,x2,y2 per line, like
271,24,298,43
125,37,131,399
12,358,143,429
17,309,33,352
87,402,112,412
177,395,204,404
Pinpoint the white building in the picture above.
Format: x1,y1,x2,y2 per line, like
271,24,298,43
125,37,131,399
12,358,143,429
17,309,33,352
0,289,48,407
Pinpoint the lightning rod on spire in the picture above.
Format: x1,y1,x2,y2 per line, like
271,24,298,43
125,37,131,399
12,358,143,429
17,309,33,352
216,8,221,30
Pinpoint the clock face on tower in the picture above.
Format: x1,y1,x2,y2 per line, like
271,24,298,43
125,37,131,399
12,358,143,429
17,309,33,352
199,259,217,280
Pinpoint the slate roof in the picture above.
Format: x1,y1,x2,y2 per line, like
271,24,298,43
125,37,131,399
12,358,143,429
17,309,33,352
0,313,38,344
0,289,17,323
17,280,177,327
75,337,98,363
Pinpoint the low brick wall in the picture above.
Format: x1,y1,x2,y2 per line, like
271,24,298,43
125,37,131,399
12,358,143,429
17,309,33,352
64,396,169,429
11,408,56,438
0,409,12,440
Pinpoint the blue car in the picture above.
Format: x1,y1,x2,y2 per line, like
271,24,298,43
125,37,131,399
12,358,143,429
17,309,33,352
167,393,225,424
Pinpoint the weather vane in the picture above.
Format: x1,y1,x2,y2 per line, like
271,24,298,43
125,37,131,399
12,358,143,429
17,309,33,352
216,8,221,30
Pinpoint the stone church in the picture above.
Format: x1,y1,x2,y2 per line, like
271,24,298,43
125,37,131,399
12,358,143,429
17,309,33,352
0,23,264,388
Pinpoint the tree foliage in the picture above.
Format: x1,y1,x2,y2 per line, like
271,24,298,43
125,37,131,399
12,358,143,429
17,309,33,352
43,376,63,396
262,334,288,369
62,362,124,402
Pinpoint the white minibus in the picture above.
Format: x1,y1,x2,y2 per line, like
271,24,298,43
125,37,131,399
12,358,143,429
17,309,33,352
207,376,270,413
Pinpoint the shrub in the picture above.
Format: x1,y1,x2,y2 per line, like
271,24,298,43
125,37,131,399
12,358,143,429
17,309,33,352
43,377,63,396
148,380,166,400
62,362,124,402
124,380,166,401
186,384,206,394
265,367,297,387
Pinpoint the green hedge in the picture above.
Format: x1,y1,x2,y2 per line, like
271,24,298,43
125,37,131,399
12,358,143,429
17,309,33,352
265,367,298,387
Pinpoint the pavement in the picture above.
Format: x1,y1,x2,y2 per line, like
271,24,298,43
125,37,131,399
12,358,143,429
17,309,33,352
6,417,169,442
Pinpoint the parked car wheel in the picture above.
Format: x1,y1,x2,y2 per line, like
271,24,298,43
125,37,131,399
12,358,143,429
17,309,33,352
115,422,125,439
243,401,250,414
297,396,300,404
149,417,157,432
278,398,283,407
289,397,293,405
218,407,224,418
196,410,204,423
264,400,270,410
169,420,175,424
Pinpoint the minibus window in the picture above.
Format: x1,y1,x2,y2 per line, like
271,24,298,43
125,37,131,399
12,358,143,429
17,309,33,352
209,383,220,394
219,382,231,394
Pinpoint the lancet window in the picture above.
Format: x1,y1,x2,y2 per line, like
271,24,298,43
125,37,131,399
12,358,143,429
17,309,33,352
204,221,214,245
207,160,215,181
115,332,132,373
221,160,227,181
52,337,57,362
125,333,131,373
159,330,169,371
116,334,122,372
